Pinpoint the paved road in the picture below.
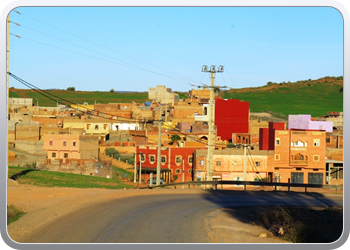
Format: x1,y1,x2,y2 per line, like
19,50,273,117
21,190,343,243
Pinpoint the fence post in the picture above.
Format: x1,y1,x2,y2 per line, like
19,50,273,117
288,179,291,192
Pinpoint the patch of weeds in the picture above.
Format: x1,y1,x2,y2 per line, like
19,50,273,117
7,204,25,225
252,205,343,243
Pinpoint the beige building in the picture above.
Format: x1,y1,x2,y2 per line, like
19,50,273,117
148,85,179,105
193,148,274,183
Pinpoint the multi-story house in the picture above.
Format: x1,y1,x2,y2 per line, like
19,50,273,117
193,148,274,183
215,98,249,141
135,145,206,183
271,129,326,184
43,133,99,165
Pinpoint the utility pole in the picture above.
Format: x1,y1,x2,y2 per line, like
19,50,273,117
202,65,224,183
182,159,185,189
243,144,247,181
138,152,142,187
156,118,162,185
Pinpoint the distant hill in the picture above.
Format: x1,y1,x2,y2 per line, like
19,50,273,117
221,76,343,117
9,76,343,117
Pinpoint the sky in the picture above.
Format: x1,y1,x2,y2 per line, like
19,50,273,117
6,6,344,92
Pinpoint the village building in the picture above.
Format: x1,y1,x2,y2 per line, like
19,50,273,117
193,148,274,183
271,129,327,184
215,98,250,142
148,85,179,105
135,145,206,183
288,114,333,132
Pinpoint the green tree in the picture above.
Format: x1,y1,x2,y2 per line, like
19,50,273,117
105,148,120,159
171,134,181,144
66,87,75,91
110,88,115,92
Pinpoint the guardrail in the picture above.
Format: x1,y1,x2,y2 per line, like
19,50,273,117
143,180,343,193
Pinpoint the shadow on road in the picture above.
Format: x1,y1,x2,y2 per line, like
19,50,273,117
200,189,343,243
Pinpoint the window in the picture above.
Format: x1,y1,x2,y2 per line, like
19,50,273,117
275,138,280,146
326,138,331,143
140,154,145,162
216,161,221,166
294,140,304,147
95,125,99,130
52,153,56,158
275,154,280,160
175,169,181,174
64,153,68,158
313,155,320,161
313,139,320,146
103,124,108,130
149,155,155,163
188,156,193,164
176,156,182,163
73,142,77,147
49,141,53,146
203,107,208,115
296,168,302,171
63,141,67,146
86,124,90,130
188,169,192,174
199,160,204,166
255,162,261,167
161,156,166,163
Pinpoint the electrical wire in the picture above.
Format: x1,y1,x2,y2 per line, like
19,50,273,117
11,10,207,87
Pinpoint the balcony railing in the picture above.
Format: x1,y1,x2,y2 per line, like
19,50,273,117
290,160,308,165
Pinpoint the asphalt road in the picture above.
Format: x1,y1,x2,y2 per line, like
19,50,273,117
21,190,343,243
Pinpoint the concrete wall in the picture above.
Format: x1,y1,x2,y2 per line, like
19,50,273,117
15,141,44,155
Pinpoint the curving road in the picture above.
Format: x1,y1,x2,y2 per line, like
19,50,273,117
21,190,343,243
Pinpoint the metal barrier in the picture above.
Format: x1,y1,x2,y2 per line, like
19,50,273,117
142,180,342,193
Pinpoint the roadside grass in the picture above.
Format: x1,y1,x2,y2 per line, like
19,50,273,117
8,166,135,189
7,204,25,225
252,205,343,243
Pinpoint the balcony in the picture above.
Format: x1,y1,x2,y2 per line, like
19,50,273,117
290,160,308,165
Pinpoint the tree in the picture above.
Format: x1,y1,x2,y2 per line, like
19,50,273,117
105,148,120,159
171,134,181,144
110,88,115,92
66,87,75,91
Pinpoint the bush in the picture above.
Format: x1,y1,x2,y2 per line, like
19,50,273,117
7,204,25,225
105,148,120,159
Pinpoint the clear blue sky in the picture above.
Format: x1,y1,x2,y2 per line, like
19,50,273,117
8,6,343,92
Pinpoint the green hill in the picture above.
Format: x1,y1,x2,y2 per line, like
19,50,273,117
222,76,343,117
9,76,343,117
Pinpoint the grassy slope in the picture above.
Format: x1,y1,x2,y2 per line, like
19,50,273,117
222,79,343,117
8,166,134,189
9,77,343,117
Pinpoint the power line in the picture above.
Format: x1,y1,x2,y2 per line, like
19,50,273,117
11,10,207,87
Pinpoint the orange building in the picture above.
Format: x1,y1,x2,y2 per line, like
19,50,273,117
271,129,326,184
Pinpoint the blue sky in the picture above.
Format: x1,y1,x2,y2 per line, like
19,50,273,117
8,6,343,92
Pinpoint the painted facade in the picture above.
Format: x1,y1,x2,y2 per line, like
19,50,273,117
272,129,326,184
215,98,249,141
288,114,333,132
135,145,206,183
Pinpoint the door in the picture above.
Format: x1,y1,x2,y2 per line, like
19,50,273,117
308,173,323,184
291,172,304,184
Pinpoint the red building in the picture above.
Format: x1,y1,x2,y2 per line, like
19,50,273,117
215,98,249,141
259,122,286,150
135,145,205,183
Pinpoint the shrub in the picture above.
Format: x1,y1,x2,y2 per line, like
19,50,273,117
7,204,25,225
105,148,120,159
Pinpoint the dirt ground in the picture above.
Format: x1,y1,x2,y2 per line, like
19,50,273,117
6,179,290,244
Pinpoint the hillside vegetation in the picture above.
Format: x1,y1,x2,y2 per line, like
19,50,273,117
9,76,343,117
